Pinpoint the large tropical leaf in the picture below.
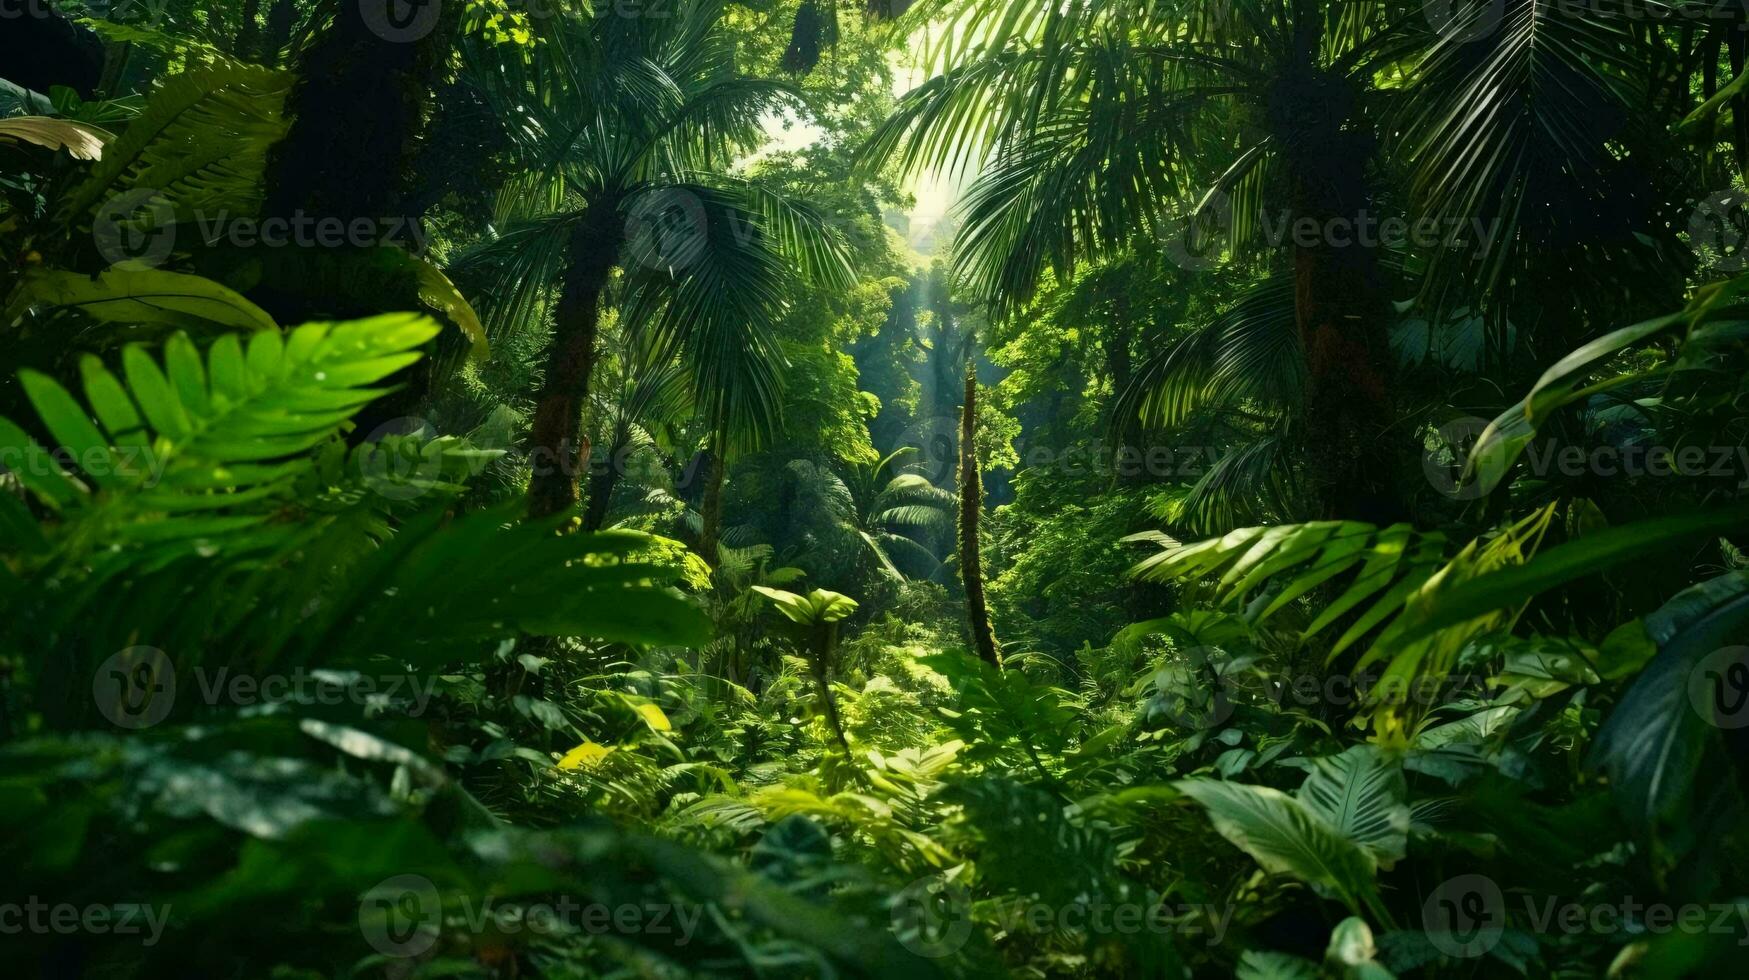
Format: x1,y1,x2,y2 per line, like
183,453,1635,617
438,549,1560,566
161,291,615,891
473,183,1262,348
1175,777,1385,918
1589,571,1749,872
1127,521,1451,658
5,267,278,334
1296,745,1410,869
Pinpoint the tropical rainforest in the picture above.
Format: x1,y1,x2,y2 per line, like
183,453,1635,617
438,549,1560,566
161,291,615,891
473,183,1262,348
4,1,1749,977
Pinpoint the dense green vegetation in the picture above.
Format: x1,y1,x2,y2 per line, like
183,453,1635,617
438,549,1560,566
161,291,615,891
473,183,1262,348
4,1,1749,977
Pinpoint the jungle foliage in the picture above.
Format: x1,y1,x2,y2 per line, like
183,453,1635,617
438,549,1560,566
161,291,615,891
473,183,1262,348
3,2,1749,979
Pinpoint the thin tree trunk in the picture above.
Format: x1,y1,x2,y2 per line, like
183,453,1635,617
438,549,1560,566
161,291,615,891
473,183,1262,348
263,0,297,66
697,430,727,564
959,368,1001,668
236,0,263,60
811,622,852,756
527,218,621,519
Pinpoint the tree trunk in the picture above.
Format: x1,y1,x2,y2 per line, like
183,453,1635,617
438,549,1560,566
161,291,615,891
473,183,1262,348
527,217,622,519
697,433,727,564
262,2,452,224
1273,64,1401,523
236,0,264,60
0,8,104,99
582,439,623,531
959,368,1002,668
263,0,297,66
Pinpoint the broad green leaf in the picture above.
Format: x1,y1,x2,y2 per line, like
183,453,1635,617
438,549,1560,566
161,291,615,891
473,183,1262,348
1176,778,1382,916
8,268,278,333
1297,746,1410,869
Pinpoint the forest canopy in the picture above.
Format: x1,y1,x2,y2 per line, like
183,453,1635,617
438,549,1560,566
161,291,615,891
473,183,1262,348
3,1,1749,977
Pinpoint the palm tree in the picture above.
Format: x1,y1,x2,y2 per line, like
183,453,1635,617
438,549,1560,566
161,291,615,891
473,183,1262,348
785,447,956,582
462,2,855,518
864,0,1692,521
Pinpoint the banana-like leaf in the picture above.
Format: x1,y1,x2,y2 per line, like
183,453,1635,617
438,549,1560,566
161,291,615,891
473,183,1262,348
6,267,278,333
1384,505,1749,652
752,586,858,626
412,256,490,359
